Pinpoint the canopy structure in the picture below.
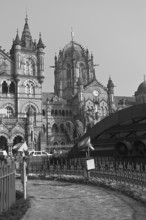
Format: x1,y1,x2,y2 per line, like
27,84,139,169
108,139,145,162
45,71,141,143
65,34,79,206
81,103,146,156
13,142,28,152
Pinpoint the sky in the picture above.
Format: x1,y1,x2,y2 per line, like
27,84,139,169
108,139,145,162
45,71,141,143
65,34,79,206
0,0,146,96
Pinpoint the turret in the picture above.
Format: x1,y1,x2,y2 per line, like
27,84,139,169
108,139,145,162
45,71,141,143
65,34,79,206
13,30,22,77
107,76,115,114
37,33,45,84
54,54,58,93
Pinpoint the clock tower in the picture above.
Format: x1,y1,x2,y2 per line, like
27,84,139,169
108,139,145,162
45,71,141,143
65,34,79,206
10,15,45,150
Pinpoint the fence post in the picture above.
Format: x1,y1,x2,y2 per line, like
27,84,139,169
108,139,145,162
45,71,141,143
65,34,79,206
0,159,16,214
21,158,27,200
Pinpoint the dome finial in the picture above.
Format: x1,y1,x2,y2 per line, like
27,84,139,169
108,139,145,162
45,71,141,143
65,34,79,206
71,27,74,41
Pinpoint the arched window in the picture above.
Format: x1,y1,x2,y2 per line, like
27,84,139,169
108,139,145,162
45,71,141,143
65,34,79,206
80,63,86,83
67,64,71,87
59,110,61,116
9,81,15,94
51,110,54,116
62,110,65,116
25,59,35,76
55,109,58,116
26,60,29,75
60,124,65,133
25,81,35,95
66,110,68,117
13,135,24,147
42,124,46,133
2,81,8,93
69,110,72,116
42,109,45,116
52,124,59,134
29,60,35,76
6,106,14,118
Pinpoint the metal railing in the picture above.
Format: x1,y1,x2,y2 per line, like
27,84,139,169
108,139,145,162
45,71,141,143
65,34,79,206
17,156,146,190
0,159,16,213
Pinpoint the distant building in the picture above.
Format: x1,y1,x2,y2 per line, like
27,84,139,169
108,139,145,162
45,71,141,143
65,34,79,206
0,17,143,154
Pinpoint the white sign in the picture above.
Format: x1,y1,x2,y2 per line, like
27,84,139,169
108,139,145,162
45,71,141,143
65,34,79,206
86,159,95,170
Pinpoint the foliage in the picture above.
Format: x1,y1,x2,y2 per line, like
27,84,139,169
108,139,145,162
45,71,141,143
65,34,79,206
0,190,30,220
63,121,74,142
74,120,84,139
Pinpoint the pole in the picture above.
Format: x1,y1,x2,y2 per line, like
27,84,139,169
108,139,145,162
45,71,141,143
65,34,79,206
23,158,27,199
87,146,91,179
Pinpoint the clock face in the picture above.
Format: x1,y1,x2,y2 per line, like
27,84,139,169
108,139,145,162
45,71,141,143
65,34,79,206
93,90,99,97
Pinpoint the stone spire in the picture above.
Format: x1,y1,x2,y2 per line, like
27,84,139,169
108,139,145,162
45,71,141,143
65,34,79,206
107,76,114,94
37,33,45,49
107,76,115,114
14,29,21,45
21,14,33,48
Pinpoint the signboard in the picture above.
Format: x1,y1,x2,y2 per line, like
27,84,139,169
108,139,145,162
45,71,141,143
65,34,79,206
0,109,7,117
86,159,95,171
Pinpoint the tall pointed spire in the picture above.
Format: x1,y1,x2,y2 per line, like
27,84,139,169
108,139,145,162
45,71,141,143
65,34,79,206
21,14,33,49
71,27,74,42
25,8,28,23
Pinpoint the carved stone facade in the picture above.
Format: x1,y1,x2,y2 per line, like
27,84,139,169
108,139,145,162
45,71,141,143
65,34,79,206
0,16,45,153
1,17,143,154
42,40,115,152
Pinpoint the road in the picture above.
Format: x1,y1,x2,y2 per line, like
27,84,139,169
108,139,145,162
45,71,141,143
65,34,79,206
16,179,146,220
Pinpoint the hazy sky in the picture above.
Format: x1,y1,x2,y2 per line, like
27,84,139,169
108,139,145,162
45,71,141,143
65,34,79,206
1,0,146,96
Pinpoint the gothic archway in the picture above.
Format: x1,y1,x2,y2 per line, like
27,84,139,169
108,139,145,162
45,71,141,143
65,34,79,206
13,135,24,146
0,136,8,152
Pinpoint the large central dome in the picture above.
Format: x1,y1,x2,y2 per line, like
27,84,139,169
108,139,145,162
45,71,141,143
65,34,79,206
54,39,96,100
136,81,146,95
62,41,86,60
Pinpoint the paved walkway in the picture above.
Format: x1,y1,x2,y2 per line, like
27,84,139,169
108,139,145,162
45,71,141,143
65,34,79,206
16,179,146,220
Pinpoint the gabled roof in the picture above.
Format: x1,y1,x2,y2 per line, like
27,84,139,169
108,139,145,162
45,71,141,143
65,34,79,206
84,78,107,91
0,48,12,63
